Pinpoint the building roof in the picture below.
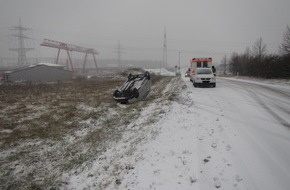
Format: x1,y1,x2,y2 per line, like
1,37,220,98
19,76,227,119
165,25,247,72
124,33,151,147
36,63,64,67
4,63,65,74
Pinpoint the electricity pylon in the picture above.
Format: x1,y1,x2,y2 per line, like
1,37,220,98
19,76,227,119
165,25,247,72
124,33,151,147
114,40,125,67
162,26,168,68
9,18,34,67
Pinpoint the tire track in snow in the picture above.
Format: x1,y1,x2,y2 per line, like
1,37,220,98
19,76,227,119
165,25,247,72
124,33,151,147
221,78,290,128
218,78,290,190
248,89,290,128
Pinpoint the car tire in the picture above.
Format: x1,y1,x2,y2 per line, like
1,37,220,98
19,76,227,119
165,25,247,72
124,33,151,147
113,90,120,97
128,73,133,80
144,71,150,80
132,88,139,98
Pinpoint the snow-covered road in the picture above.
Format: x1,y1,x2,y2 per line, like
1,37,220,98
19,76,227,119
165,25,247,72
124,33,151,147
120,76,290,190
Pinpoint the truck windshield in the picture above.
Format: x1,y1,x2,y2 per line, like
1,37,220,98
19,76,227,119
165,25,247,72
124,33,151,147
197,69,212,74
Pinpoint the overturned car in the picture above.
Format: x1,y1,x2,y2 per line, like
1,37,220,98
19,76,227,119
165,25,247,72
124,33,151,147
113,71,151,104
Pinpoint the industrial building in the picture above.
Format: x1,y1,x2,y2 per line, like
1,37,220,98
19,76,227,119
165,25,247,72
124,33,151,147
4,63,72,83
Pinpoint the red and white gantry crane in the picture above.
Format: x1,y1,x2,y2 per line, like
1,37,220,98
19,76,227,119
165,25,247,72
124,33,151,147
40,39,98,74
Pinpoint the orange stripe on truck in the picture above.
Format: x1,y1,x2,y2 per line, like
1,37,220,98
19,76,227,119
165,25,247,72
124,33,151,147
191,57,212,63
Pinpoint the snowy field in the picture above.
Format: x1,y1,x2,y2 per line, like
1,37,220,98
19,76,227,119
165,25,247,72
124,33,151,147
1,70,290,190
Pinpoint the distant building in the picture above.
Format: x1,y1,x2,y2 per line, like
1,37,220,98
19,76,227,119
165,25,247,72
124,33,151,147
4,63,72,83
0,69,6,80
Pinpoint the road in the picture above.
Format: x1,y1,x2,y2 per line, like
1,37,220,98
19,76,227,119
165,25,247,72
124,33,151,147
121,76,290,190
187,77,290,190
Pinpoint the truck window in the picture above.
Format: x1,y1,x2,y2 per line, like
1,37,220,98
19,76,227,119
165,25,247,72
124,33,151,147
203,61,208,68
197,61,201,67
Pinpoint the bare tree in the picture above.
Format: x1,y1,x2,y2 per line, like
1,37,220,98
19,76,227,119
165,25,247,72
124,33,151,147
280,25,290,56
244,47,251,56
252,37,267,62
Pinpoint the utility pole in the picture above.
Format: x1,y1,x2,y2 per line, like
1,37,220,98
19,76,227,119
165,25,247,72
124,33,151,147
178,51,181,69
175,51,181,76
162,26,167,68
221,54,227,75
114,40,125,68
9,18,34,67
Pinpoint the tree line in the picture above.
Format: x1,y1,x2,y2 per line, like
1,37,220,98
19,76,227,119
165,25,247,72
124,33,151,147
219,26,290,78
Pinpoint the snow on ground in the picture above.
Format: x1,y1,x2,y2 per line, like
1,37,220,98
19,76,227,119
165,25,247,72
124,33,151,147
221,76,290,88
119,90,200,189
119,75,290,190
62,76,183,189
62,71,290,190
146,68,177,76
117,78,249,190
2,67,288,189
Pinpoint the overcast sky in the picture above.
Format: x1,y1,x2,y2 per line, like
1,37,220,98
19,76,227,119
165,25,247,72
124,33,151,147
0,0,290,67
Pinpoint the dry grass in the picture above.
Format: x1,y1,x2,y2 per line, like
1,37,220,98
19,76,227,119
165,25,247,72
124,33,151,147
0,74,174,189
0,79,122,147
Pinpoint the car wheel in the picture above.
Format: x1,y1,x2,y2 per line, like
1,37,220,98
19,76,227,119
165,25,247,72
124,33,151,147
132,88,139,98
212,84,216,88
193,83,197,88
144,71,150,80
113,90,120,97
128,74,133,80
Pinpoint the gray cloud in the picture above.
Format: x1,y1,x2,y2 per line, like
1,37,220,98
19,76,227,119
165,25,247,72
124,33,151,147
1,0,290,67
